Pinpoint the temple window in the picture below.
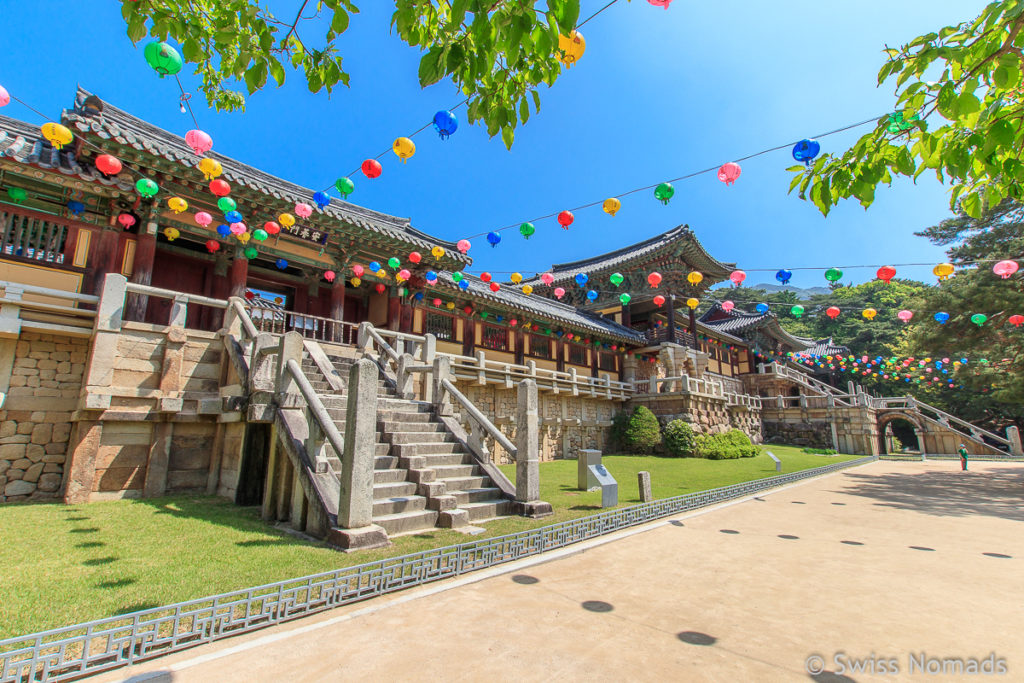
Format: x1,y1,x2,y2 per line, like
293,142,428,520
528,334,551,359
424,311,455,341
480,324,508,352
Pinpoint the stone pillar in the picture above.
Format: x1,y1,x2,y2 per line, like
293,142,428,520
229,255,248,299
666,295,676,341
124,224,157,322
331,358,389,549
1007,426,1023,456
638,471,653,503
513,378,552,518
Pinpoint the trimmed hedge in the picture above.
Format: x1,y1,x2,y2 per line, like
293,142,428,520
694,429,759,460
801,447,838,455
612,406,662,454
663,419,697,457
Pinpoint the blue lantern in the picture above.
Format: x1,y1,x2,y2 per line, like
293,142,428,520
575,273,588,287
275,258,288,270
66,200,85,216
413,292,424,301
368,261,381,272
459,280,469,290
216,223,231,237
487,232,501,248
496,315,503,322
586,290,598,301
755,303,769,314
792,139,820,165
934,312,950,324
775,269,792,285
433,110,458,140
224,210,243,224
312,191,330,210
425,270,438,284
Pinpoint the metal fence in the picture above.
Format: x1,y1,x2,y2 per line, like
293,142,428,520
0,456,875,683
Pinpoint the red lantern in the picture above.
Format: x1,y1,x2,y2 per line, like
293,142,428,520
244,290,255,301
409,251,422,264
361,159,382,178
209,179,231,196
510,318,518,326
489,282,500,292
324,270,336,283
117,213,136,229
826,306,841,319
264,221,281,235
480,272,492,283
653,295,665,307
95,154,122,175
463,306,473,315
647,272,662,288
1010,314,1024,327
877,265,896,283
206,240,220,253
375,283,386,294
557,210,574,229
433,298,442,307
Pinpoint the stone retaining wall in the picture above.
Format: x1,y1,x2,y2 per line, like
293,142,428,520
629,393,764,443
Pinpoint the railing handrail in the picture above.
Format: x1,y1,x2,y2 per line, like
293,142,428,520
230,299,260,341
125,282,229,310
872,395,1010,446
0,279,99,304
439,376,517,454
285,358,348,459
440,352,633,392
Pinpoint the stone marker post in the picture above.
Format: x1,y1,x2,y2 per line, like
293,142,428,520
1007,426,1023,456
578,449,602,491
331,358,389,550
513,378,552,518
638,471,653,503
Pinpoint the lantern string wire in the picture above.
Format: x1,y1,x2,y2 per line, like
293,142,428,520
173,75,202,130
578,0,622,28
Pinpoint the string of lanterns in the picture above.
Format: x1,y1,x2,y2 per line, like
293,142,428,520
789,351,1011,389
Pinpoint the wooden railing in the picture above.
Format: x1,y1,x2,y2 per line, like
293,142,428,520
644,326,695,347
246,301,359,346
0,207,78,267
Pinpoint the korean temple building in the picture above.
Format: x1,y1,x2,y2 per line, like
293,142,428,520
1,87,1008,542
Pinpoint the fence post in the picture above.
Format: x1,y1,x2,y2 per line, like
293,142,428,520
433,355,452,416
224,297,245,339
477,350,487,385
422,333,436,365
356,322,373,352
275,331,304,402
169,294,188,327
396,353,414,400
1006,426,1022,456
514,378,552,518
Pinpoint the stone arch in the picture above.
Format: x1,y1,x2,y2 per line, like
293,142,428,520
876,412,923,454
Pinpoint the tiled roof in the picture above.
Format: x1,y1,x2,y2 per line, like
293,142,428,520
61,87,468,263
794,337,851,357
522,225,734,286
0,114,132,191
434,272,644,343
699,302,815,350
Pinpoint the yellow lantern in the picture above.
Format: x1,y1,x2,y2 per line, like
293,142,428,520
446,301,455,310
41,123,73,150
686,297,699,310
510,272,523,284
163,227,180,241
167,196,188,214
197,157,223,180
393,137,416,163
862,308,877,320
279,213,296,228
237,231,250,243
431,245,445,260
933,262,955,281
376,269,386,278
558,30,586,67
687,271,704,286
350,277,361,287
522,284,534,295
602,197,621,216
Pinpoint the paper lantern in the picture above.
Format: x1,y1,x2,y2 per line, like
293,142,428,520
243,246,258,259
135,178,159,198
554,287,566,300
557,211,574,229
993,260,1019,279
216,224,231,237
792,139,820,165
95,154,122,175
647,0,673,9
971,313,987,327
144,41,183,76
722,301,735,312
876,265,896,283
263,221,280,236
729,270,746,287
775,269,792,285
312,191,330,210
387,257,401,269
862,308,877,320
350,277,362,287
648,272,663,288
826,306,841,319
205,240,220,253
653,295,666,307
755,303,769,314
432,298,442,307
446,302,455,310
717,162,741,185
610,272,624,287
686,298,699,310
228,222,245,236
433,110,458,139
540,273,554,286
487,232,501,247
351,264,365,278
687,271,703,286
40,122,73,150
933,262,954,281
431,246,445,260
480,272,492,283
189,211,211,228
654,182,674,205
163,227,180,241
587,290,598,302
519,222,535,239
216,197,236,213
393,137,416,163
457,239,471,254
575,273,588,287
224,211,243,224
558,30,586,67
209,179,231,197
362,159,382,178
409,251,422,264
275,259,288,270
1009,314,1024,327
603,198,621,216
236,231,251,244
185,129,213,155
898,309,913,323
167,197,188,214
294,203,312,218
511,272,523,284
791,304,804,319
376,284,387,294
490,282,500,292
619,292,632,305
824,267,843,283
451,272,463,283
424,270,437,283
279,213,295,228
66,200,85,216
5,187,25,204
252,228,268,242
198,158,223,180
523,284,534,295
0,84,8,107
397,269,411,282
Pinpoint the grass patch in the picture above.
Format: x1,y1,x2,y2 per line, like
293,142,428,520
0,445,859,640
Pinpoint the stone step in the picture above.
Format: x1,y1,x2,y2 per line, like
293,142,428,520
373,468,409,484
372,495,427,516
324,442,390,458
378,410,434,423
319,396,421,410
375,455,400,470
391,442,464,457
373,481,418,498
462,499,512,522
412,452,472,467
451,487,503,505
379,421,446,434
373,509,439,536
438,475,488,491
388,431,452,445
429,464,477,479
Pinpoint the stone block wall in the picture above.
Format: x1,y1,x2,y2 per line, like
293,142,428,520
629,394,764,443
0,333,87,502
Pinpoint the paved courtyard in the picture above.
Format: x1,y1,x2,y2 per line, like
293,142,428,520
101,460,1024,682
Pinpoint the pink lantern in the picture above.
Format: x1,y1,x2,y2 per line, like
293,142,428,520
722,300,735,312
229,222,246,235
993,260,1019,279
184,129,213,155
0,84,9,107
554,287,566,300
457,239,471,254
540,273,554,286
729,270,746,287
718,162,742,185
117,213,136,229
352,264,365,277
897,309,913,323
647,0,672,7
397,269,411,281
194,211,212,227
324,270,336,283
294,202,313,218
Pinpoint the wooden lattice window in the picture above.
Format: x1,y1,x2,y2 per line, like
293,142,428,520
424,312,455,341
529,334,551,359
599,352,617,372
480,324,508,351
568,344,587,366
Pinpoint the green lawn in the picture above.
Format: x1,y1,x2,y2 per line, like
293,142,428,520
0,445,859,640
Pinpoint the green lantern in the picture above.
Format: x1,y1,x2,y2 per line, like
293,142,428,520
335,177,355,198
480,312,488,319
654,182,674,205
252,228,268,242
791,304,805,318
971,313,987,327
144,41,183,77
244,247,258,259
217,197,237,213
519,222,535,239
452,272,463,283
824,267,843,282
6,187,27,204
619,293,631,305
387,257,401,269
135,178,159,198
610,272,624,287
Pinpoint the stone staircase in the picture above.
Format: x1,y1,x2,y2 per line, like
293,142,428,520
299,350,512,537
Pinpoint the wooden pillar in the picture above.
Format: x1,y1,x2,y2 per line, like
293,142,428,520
330,279,346,321
89,229,121,296
688,308,697,344
387,292,401,331
620,303,631,328
514,328,525,365
591,343,600,378
666,295,676,343
228,255,248,299
399,301,414,333
124,232,156,322
556,339,565,372
463,315,476,356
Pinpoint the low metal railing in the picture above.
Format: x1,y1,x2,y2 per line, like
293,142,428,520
0,455,875,682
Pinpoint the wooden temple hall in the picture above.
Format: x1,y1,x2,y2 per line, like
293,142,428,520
0,87,833,381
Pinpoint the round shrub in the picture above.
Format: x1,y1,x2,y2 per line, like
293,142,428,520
663,419,697,457
620,406,661,454
693,429,759,459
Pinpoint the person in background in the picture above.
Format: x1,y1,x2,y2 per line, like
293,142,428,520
958,443,968,471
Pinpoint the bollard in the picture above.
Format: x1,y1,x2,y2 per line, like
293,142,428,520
638,471,653,503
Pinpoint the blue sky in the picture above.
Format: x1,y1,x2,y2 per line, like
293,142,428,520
0,1,989,288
